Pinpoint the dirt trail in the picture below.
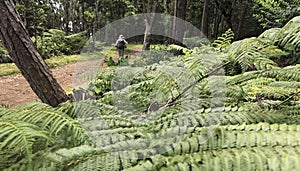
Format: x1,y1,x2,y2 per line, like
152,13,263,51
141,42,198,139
0,48,141,108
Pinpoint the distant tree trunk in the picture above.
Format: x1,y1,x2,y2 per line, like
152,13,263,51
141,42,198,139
236,0,248,40
214,0,233,30
81,0,85,31
0,0,69,107
93,0,99,43
172,0,178,42
213,5,222,39
65,0,70,34
164,0,170,13
143,13,155,51
201,0,209,37
142,0,156,51
172,0,187,45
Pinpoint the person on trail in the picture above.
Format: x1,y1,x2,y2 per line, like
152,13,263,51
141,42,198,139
115,35,128,60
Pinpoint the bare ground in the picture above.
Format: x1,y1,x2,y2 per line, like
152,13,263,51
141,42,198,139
0,48,141,108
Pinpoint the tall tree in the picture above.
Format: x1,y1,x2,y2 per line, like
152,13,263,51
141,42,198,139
0,0,69,107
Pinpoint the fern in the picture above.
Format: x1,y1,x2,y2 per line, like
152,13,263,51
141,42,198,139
274,16,300,52
225,37,280,71
212,29,235,51
258,28,281,40
0,120,49,170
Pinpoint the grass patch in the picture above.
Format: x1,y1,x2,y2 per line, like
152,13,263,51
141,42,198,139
0,63,18,76
0,44,142,77
0,55,78,77
45,55,78,68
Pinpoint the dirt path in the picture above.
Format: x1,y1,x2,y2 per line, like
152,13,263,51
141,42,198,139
0,47,142,108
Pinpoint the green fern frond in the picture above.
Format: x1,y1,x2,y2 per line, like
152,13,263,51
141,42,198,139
0,120,49,169
227,66,300,86
168,44,192,55
212,29,235,51
274,16,300,52
225,37,280,71
153,147,300,171
123,123,300,170
0,102,88,146
258,28,281,40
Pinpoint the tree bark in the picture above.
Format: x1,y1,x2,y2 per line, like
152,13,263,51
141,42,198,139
0,0,69,107
201,0,209,37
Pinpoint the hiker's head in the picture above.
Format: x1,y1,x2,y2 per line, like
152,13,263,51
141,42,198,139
119,35,124,39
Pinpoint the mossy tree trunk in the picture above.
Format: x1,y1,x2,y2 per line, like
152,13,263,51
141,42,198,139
0,0,69,107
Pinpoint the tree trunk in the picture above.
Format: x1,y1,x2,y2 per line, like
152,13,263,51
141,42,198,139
172,0,187,45
164,0,170,13
213,4,221,39
236,0,248,40
201,0,209,37
81,0,85,31
93,0,99,43
172,0,178,43
142,0,156,51
142,13,155,51
0,0,69,107
65,0,70,34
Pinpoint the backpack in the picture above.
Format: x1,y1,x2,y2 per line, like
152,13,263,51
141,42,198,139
116,40,126,49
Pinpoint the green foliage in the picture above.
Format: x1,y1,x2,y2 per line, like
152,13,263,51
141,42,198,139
0,41,12,64
132,49,174,66
151,44,193,56
87,68,115,96
35,29,88,59
253,0,300,28
183,37,210,48
104,56,130,67
0,41,8,55
104,57,118,67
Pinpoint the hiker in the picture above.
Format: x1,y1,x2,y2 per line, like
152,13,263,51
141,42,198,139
115,35,128,60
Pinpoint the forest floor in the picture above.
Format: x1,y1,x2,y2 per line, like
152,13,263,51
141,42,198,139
0,46,142,108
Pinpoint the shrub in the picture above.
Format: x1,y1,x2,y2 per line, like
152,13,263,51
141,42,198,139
35,29,88,59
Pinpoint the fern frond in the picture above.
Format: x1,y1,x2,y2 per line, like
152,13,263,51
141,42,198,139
225,38,280,71
0,102,88,146
212,29,235,51
274,16,300,52
0,120,49,169
258,28,281,41
227,66,300,86
153,147,300,171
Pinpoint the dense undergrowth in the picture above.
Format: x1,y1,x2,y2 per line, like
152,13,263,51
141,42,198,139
0,16,300,170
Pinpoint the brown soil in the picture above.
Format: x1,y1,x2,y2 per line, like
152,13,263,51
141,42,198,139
0,47,142,108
